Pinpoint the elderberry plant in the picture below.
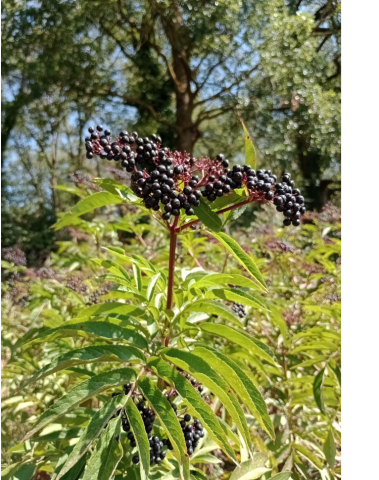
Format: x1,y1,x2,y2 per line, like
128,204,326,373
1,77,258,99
15,122,308,480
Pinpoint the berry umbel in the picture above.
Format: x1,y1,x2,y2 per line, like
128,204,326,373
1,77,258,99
85,126,306,227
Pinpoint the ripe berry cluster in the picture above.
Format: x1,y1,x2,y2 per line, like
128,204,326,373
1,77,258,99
272,173,306,227
232,302,246,318
131,168,201,219
84,125,306,227
179,414,204,455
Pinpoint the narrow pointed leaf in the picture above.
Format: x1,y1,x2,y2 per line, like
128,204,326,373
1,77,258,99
23,322,148,350
81,418,122,480
200,324,277,366
185,301,242,327
137,376,190,480
23,368,136,440
241,121,257,170
208,232,266,290
133,264,142,291
18,345,144,394
147,356,237,462
193,273,264,292
313,368,325,413
192,346,274,438
56,395,126,480
229,453,268,480
293,443,324,470
192,198,222,232
75,302,145,319
268,474,292,480
147,273,161,302
204,288,268,311
161,348,253,454
323,428,336,468
124,397,150,480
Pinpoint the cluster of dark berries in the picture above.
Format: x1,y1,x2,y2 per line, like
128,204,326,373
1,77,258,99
86,285,111,305
232,302,246,318
273,173,306,227
179,414,204,455
84,124,306,227
131,169,201,219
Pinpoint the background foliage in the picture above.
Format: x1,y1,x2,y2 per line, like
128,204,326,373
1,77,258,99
2,1,341,479
2,0,340,263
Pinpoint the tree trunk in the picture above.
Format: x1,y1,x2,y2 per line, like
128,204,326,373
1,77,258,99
154,2,201,155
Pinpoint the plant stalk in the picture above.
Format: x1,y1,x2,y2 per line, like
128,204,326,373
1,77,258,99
166,221,178,310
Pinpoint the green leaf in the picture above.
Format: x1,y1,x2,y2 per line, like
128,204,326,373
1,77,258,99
331,364,341,387
147,273,161,302
241,121,257,170
192,197,222,232
210,188,248,211
268,474,293,480
323,429,336,468
146,356,237,462
185,301,242,328
313,368,325,413
54,453,87,480
137,376,190,480
192,346,274,438
204,288,268,311
75,302,145,319
124,397,150,480
23,368,136,440
54,184,87,198
208,232,266,290
94,178,138,202
82,418,122,480
161,348,253,455
133,264,142,292
23,322,148,350
190,454,222,465
229,453,268,480
3,463,36,480
71,192,124,217
293,443,324,470
18,345,145,393
56,396,125,480
192,273,264,292
200,324,277,366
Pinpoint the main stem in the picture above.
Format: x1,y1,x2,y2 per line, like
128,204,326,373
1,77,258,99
166,223,178,311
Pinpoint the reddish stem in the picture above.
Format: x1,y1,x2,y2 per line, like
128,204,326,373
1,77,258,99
166,217,179,310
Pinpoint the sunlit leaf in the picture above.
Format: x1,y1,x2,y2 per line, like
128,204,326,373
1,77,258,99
23,368,136,440
208,232,266,290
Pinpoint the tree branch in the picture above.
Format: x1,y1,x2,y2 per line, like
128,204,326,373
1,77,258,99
194,63,260,107
102,88,179,130
195,105,235,126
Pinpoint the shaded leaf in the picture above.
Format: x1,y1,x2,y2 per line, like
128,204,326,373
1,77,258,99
23,368,136,440
269,474,293,480
18,345,145,393
293,443,324,470
313,368,325,413
147,356,236,462
124,398,150,480
56,396,126,479
323,429,336,468
81,418,122,480
161,348,253,454
208,232,266,290
137,376,190,480
192,198,222,232
23,322,148,350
